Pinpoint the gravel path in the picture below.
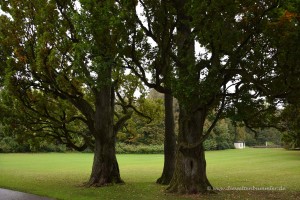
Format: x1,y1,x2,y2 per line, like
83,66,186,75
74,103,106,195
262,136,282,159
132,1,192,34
0,188,55,200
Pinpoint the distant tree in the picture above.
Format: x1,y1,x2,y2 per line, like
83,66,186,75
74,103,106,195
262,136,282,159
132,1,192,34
280,104,300,149
116,94,164,145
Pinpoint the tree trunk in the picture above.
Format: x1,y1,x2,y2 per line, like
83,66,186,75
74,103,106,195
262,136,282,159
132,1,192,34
167,106,212,193
166,0,213,193
86,73,123,186
157,93,176,185
87,137,123,186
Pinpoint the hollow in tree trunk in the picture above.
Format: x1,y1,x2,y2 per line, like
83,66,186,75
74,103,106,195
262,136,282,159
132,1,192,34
157,93,176,185
167,107,212,193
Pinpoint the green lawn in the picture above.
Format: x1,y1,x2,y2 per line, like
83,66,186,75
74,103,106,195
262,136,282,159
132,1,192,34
0,148,299,200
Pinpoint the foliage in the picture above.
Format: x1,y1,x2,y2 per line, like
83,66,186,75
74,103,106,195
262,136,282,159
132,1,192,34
204,119,234,150
280,104,300,149
117,94,165,145
122,0,300,136
0,86,89,150
203,139,218,151
0,121,66,152
116,143,164,154
256,128,282,146
0,0,143,153
0,136,67,153
0,137,29,153
282,132,300,149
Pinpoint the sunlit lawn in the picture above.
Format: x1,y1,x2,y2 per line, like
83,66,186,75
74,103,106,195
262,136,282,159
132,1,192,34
0,148,299,200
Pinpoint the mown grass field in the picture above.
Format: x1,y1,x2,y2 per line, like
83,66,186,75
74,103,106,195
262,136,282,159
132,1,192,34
0,148,299,200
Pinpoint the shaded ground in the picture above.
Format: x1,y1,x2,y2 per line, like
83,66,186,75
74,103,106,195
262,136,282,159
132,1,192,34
0,188,55,200
182,191,300,200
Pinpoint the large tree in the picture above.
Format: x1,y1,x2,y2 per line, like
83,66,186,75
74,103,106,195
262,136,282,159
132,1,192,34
0,0,133,186
118,0,177,185
122,0,300,193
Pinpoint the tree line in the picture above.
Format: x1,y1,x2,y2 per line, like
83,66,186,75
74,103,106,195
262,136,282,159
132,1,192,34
0,0,299,194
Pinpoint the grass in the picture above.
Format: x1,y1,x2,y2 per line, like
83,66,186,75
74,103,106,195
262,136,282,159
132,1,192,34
0,148,299,200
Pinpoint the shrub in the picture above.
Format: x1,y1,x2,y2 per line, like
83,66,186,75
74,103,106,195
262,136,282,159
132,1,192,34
203,139,217,151
116,143,164,154
30,141,67,152
0,137,30,153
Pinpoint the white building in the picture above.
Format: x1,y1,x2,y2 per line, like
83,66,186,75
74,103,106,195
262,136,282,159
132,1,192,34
234,142,245,149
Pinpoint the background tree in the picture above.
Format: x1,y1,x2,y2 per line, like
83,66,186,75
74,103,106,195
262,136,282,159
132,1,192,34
118,0,178,185
116,92,165,145
204,119,234,150
280,104,300,149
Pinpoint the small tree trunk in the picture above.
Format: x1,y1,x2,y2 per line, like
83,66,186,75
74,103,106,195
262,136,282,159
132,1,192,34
86,79,123,186
167,107,212,193
157,93,176,185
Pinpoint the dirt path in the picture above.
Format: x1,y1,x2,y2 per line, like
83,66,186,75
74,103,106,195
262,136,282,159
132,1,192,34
0,188,55,200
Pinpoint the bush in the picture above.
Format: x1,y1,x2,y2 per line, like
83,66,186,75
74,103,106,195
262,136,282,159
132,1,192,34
30,141,67,152
203,139,217,151
216,141,234,150
0,136,66,153
0,137,30,153
245,136,258,146
204,136,234,151
116,143,164,154
282,131,300,150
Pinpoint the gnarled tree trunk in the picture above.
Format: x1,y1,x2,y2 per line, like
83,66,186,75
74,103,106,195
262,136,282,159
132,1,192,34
167,107,212,193
87,137,123,186
157,93,176,185
86,72,123,186
166,0,213,194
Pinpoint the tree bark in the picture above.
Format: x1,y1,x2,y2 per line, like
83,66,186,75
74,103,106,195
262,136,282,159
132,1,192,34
167,106,212,193
166,0,213,194
86,69,123,186
87,137,123,186
157,93,176,185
